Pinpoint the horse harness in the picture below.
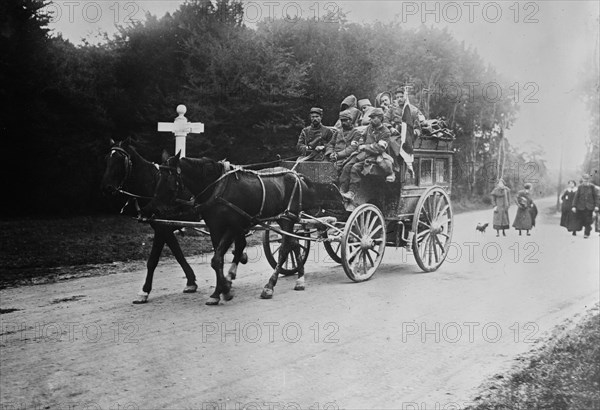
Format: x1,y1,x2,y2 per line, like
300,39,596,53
165,161,306,224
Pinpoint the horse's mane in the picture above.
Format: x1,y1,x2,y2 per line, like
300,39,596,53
119,140,156,168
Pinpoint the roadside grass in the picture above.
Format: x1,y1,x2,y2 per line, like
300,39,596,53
0,215,261,288
468,307,600,409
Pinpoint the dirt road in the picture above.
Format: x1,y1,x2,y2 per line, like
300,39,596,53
1,197,598,409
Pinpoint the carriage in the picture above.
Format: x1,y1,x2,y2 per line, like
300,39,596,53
262,134,455,281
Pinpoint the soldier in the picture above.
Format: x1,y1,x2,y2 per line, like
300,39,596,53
339,108,394,200
325,110,363,172
297,107,334,161
384,87,425,152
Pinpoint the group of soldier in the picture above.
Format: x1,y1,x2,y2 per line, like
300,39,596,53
296,87,426,200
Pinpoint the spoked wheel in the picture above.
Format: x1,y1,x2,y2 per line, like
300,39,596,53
263,227,310,276
341,204,386,282
412,186,454,272
323,228,343,264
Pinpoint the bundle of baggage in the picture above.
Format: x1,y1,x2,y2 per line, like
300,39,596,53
419,116,455,141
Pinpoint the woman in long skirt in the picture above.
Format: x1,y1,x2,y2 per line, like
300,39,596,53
513,183,534,235
560,180,580,235
491,178,510,236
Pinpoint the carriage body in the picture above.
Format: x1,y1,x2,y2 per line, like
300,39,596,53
269,136,455,277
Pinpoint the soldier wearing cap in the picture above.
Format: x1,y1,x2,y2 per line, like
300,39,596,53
297,107,334,161
384,87,425,148
325,110,363,172
339,108,394,200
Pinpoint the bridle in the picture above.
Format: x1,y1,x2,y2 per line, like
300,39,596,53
109,146,133,192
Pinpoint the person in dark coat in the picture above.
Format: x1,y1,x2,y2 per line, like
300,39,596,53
512,183,534,235
560,180,580,235
571,173,600,238
297,107,334,161
325,110,363,172
490,178,510,236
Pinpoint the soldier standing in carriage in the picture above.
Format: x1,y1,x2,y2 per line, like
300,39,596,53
297,107,334,161
326,110,363,172
338,108,395,200
384,87,426,155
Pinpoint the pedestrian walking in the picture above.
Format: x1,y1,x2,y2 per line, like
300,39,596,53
491,178,510,236
560,180,580,235
571,173,599,238
513,183,535,236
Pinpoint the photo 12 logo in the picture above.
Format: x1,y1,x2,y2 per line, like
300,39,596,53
398,1,540,24
43,1,143,26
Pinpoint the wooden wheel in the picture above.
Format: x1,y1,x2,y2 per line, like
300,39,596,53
323,229,342,264
412,186,453,272
263,228,310,276
341,204,386,282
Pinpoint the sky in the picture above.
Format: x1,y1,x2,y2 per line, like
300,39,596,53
46,0,600,171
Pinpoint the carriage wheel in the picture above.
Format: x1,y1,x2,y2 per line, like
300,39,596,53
412,186,454,272
341,204,386,282
263,228,310,276
323,230,342,264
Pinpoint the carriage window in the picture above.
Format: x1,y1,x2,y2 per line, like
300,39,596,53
420,159,433,185
435,159,448,183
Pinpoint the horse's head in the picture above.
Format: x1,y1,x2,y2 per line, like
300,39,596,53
101,139,133,195
141,152,185,218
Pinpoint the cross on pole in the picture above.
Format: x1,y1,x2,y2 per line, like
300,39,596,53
157,105,204,158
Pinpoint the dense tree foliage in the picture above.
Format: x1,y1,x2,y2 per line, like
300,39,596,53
1,0,558,215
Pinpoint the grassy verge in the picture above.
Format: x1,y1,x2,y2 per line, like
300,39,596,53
0,215,262,288
467,306,600,409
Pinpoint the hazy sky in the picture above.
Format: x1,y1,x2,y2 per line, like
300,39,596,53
46,0,600,170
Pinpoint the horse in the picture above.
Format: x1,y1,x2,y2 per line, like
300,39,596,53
142,152,318,305
101,139,224,304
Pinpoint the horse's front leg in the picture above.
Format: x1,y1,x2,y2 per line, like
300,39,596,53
207,231,235,306
227,233,248,282
133,228,165,304
163,228,197,293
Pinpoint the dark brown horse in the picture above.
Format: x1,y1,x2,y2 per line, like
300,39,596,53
143,152,317,305
101,139,208,304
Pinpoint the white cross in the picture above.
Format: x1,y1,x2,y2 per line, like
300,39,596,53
157,105,204,158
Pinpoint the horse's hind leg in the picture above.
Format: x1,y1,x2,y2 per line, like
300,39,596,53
164,228,197,293
227,233,247,281
291,237,305,291
133,229,165,304
207,231,235,306
261,223,294,299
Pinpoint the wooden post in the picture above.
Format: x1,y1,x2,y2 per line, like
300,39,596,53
157,105,204,158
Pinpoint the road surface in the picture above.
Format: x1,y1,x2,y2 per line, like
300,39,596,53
1,197,598,409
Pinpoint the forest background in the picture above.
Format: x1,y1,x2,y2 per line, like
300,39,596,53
1,0,598,216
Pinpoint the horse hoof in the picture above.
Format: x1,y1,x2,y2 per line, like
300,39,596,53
183,285,197,293
133,292,149,304
240,253,248,264
260,288,273,299
205,298,220,306
294,285,305,291
222,292,234,302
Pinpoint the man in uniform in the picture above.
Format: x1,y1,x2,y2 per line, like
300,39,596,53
325,110,363,172
384,87,425,155
297,107,334,161
339,108,394,200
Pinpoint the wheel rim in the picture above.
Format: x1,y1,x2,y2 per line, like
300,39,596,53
413,187,453,272
341,204,386,282
263,229,310,276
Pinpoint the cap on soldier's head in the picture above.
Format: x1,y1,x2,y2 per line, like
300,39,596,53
339,110,353,120
395,87,405,94
524,183,532,190
310,107,323,116
582,173,591,181
358,99,372,109
369,107,384,117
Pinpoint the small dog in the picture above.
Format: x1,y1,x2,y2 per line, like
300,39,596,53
476,222,489,233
